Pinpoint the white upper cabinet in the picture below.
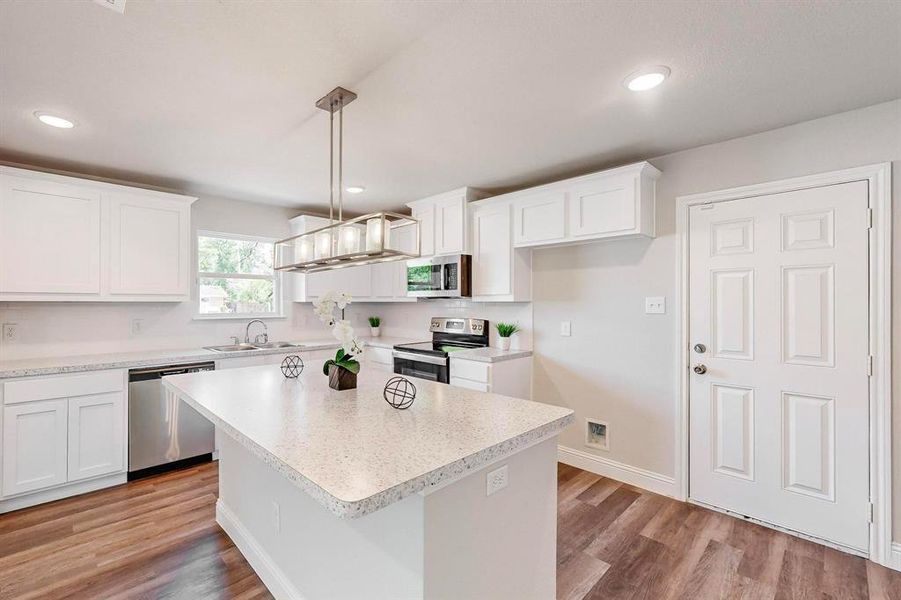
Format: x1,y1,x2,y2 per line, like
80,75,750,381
411,204,435,257
513,190,567,246
505,161,660,249
0,166,196,302
108,192,191,297
470,200,531,302
434,193,466,255
0,175,102,295
407,187,488,258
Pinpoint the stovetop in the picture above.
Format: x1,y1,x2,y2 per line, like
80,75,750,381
393,340,485,358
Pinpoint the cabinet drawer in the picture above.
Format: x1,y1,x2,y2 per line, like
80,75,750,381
449,377,490,393
450,359,490,383
3,370,124,405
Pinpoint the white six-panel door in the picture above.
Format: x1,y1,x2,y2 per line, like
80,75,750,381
688,181,870,551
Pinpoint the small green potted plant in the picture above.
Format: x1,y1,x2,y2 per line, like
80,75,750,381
368,316,381,338
495,322,520,351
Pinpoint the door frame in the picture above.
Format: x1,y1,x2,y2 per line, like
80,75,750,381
674,163,893,567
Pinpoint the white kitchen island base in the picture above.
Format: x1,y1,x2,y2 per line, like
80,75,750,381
216,431,558,600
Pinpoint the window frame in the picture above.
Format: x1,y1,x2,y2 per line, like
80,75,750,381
193,229,285,320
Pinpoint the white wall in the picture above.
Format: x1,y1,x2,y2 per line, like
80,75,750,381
532,99,901,539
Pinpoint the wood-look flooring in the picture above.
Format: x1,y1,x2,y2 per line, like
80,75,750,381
0,462,898,599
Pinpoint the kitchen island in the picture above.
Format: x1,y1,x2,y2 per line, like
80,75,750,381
162,361,573,600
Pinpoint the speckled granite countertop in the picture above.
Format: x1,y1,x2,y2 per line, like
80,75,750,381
0,335,529,379
163,361,572,519
450,347,533,363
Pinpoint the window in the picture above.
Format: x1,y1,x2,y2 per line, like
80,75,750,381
196,231,282,318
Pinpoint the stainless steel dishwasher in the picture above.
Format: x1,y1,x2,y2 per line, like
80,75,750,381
128,362,216,480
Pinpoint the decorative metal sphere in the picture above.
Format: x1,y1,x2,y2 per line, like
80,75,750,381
384,376,417,410
281,355,304,378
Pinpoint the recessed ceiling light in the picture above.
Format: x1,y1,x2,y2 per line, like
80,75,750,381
345,186,365,194
34,112,76,129
624,66,671,92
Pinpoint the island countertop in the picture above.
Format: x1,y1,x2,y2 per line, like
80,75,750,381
163,361,573,518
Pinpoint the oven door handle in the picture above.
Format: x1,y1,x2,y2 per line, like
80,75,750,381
392,350,448,366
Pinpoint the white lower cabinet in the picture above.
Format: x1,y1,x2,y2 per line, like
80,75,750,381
449,356,532,399
1,370,127,504
2,399,69,496
364,346,394,370
67,392,125,482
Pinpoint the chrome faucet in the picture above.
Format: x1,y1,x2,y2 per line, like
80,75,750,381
245,319,268,344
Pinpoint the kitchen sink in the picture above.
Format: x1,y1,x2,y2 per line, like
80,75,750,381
204,342,304,353
204,343,259,352
251,342,304,349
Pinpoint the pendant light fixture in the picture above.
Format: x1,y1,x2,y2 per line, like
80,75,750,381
275,87,420,274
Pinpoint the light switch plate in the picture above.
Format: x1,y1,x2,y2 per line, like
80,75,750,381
645,297,666,314
486,465,508,496
560,321,572,337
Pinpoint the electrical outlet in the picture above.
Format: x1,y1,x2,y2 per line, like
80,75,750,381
486,465,508,496
131,318,144,335
2,323,18,342
272,500,280,534
560,321,571,337
645,297,666,314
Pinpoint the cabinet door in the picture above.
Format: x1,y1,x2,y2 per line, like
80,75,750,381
434,195,466,255
108,193,191,296
0,175,102,295
471,203,512,297
412,205,435,257
568,174,637,237
513,191,566,246
68,392,125,481
370,262,396,299
333,264,372,298
305,269,335,300
2,399,68,496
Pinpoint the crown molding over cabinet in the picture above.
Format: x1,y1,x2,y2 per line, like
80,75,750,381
0,166,197,302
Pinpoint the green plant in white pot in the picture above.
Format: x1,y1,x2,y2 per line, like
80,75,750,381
495,322,520,351
368,316,381,338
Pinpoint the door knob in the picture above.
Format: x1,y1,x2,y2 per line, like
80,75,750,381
693,364,707,375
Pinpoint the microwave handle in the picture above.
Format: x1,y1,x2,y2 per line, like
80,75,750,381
443,263,451,290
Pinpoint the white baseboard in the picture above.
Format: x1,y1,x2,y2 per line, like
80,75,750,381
890,542,901,571
557,445,676,497
0,472,126,514
216,499,305,600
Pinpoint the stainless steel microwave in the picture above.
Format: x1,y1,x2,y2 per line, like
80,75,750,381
406,254,472,298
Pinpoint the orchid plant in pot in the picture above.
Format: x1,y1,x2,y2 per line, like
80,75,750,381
313,292,363,390
495,322,521,351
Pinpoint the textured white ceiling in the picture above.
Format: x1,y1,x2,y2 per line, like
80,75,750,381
1,1,899,212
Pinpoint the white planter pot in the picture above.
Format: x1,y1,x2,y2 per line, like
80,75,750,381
498,337,511,351
370,326,381,338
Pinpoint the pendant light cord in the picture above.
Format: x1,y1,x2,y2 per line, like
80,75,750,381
338,100,344,223
329,104,334,225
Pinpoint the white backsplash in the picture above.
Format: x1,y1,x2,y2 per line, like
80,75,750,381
0,298,531,361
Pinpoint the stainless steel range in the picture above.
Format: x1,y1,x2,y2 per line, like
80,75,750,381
392,317,488,383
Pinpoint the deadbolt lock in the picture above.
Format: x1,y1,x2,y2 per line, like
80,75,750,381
693,343,706,354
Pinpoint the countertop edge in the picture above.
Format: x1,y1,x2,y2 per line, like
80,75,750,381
165,377,573,519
